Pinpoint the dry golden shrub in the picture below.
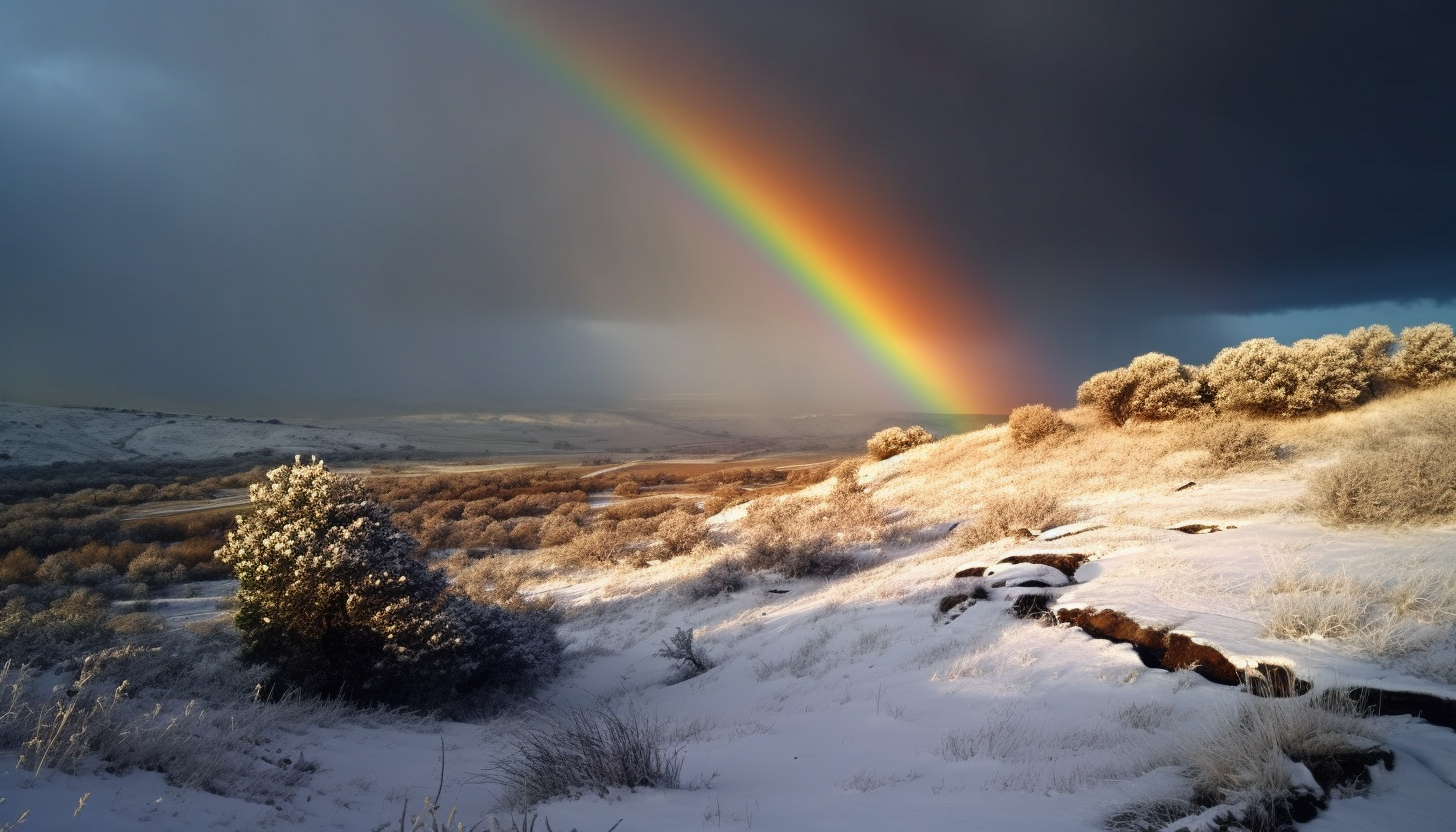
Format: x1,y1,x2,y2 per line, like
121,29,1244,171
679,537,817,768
867,426,933,460
738,486,882,578
1006,404,1070,448
951,489,1075,548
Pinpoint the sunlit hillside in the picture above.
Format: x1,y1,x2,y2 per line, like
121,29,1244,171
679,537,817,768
3,367,1455,830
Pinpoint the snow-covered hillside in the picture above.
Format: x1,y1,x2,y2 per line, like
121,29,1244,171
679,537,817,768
5,388,1456,831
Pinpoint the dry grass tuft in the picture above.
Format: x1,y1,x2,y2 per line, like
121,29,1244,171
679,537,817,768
950,489,1076,549
1305,437,1456,527
1179,695,1381,814
486,701,684,809
1261,558,1456,656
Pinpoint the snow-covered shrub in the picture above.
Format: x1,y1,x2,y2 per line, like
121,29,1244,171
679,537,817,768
1006,404,1070,448
215,458,562,708
866,425,933,460
1306,437,1456,527
1205,335,1367,417
1076,353,1203,426
1389,322,1456,389
488,701,684,808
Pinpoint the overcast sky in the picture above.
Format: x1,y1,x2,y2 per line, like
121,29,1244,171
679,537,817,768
3,0,1454,417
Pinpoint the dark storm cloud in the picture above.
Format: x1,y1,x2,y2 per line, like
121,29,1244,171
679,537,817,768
634,0,1456,309
2,0,1453,414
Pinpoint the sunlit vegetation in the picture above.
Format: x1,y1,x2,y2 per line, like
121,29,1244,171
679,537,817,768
1078,323,1456,425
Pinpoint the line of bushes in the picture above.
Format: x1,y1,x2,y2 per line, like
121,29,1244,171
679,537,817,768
1077,323,1456,425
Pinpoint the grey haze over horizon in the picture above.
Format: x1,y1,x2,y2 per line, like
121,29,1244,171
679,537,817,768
3,0,1454,419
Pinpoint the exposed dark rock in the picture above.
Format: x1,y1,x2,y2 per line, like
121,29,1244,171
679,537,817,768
1295,746,1394,794
996,552,1089,579
1009,592,1054,621
954,565,986,578
1341,687,1456,730
1175,481,1197,492
937,593,971,614
1171,523,1223,534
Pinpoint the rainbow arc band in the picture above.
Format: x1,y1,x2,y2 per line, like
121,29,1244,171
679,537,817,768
458,2,990,415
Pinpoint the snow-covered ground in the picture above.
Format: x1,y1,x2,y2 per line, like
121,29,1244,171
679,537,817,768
5,395,1456,831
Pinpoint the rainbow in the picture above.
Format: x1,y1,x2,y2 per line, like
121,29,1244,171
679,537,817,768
448,2,1011,414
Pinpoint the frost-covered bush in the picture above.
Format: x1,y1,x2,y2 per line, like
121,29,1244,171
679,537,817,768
0,589,113,666
1344,324,1396,397
1205,335,1365,417
1389,322,1456,389
1076,353,1203,426
1006,404,1069,447
654,510,707,558
215,458,562,708
678,548,750,600
866,425,933,460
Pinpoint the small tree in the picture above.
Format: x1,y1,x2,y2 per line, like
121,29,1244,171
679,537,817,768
216,458,561,707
